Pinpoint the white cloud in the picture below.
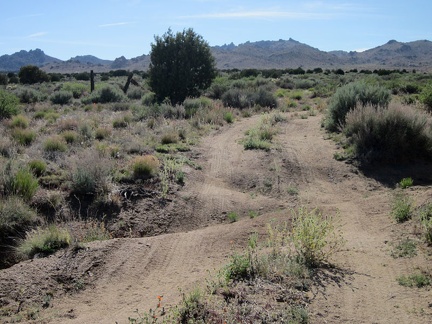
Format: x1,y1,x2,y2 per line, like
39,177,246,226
98,22,136,28
26,32,48,38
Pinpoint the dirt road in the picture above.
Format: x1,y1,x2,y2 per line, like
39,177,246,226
2,112,431,323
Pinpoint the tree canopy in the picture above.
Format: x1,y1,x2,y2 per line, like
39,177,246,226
18,65,49,84
149,28,216,105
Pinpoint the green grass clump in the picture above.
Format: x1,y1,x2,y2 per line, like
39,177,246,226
61,130,79,144
10,114,29,128
131,155,160,179
160,132,179,145
2,165,39,201
95,127,111,140
16,225,71,259
43,136,67,153
227,211,238,223
28,160,47,177
0,197,39,234
11,128,36,146
399,177,413,189
223,111,234,123
82,85,127,104
391,194,412,223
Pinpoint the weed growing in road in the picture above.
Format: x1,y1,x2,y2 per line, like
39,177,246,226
291,206,344,267
397,272,431,288
399,177,413,189
391,193,413,223
391,238,417,258
227,211,238,223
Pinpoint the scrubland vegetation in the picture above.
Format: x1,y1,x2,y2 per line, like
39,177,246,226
1,57,432,322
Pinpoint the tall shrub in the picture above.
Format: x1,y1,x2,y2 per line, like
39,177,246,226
344,103,432,163
0,89,19,119
325,82,390,132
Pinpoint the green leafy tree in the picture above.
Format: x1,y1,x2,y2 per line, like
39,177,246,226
149,28,216,104
18,65,49,84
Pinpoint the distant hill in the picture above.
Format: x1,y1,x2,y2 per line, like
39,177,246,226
1,39,431,73
69,55,112,66
0,49,61,72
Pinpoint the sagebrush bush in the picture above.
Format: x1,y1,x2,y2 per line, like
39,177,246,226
62,82,87,99
70,153,112,195
183,97,213,118
0,197,39,234
420,83,432,111
325,81,391,132
127,88,143,100
82,85,127,104
0,89,19,119
49,91,73,105
16,225,71,259
222,87,277,109
16,88,44,103
344,103,432,163
131,155,160,179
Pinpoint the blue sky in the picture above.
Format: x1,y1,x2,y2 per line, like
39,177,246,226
1,0,430,60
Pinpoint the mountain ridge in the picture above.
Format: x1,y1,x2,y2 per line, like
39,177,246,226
1,38,431,73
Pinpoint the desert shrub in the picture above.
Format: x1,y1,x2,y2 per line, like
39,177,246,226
82,85,127,104
420,83,432,111
127,88,143,100
0,89,19,119
131,155,160,179
183,97,212,118
50,91,73,105
74,72,90,81
1,164,39,201
62,82,87,99
276,77,295,89
207,77,229,99
10,114,29,128
28,160,47,177
141,92,156,106
252,88,277,108
11,128,36,146
16,225,71,259
16,88,44,103
112,115,131,128
43,136,67,153
343,103,432,163
70,154,112,196
294,79,316,89
222,87,276,109
325,81,391,132
0,197,39,232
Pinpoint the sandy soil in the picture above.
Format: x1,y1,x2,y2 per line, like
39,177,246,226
1,112,431,323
